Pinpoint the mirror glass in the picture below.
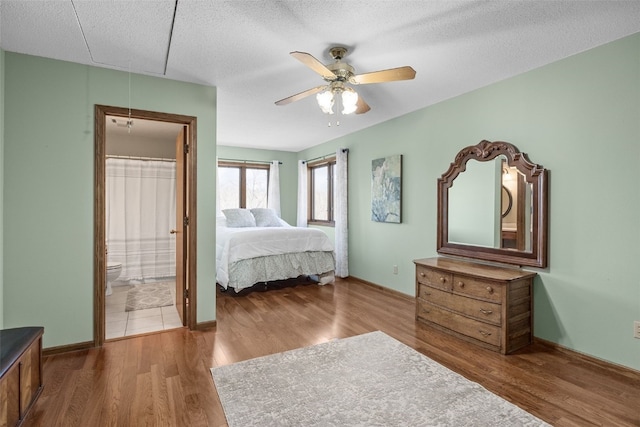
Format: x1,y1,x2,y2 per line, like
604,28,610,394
437,141,548,268
448,156,532,252
448,159,499,247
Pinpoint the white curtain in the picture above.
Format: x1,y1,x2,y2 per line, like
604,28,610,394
106,158,176,282
296,160,308,227
267,160,281,216
335,149,349,277
216,157,222,216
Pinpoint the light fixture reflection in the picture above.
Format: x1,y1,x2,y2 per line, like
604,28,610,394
503,167,512,181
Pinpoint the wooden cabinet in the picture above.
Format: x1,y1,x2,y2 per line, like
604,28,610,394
0,327,44,427
414,257,535,354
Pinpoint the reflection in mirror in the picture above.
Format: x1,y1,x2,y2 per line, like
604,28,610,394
500,161,532,251
501,185,512,218
437,140,548,268
448,159,499,247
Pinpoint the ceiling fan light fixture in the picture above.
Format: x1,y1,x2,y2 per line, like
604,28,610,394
316,89,335,114
278,47,414,119
341,87,358,115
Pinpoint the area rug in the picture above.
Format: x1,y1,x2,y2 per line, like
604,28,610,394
125,282,174,312
211,331,550,427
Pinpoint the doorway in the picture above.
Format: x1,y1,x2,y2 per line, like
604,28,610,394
94,105,197,346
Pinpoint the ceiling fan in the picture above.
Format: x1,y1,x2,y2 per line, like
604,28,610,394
275,46,416,116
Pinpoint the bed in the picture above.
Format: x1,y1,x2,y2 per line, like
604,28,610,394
216,209,335,292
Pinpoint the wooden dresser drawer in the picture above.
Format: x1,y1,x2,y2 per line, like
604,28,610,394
416,265,452,291
417,300,501,347
452,274,503,302
419,284,501,325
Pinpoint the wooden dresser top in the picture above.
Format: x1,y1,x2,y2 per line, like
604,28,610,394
413,257,537,282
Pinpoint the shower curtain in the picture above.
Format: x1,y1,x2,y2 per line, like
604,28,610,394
106,158,177,282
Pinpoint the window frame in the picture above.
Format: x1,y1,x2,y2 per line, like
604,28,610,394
307,157,336,226
217,161,270,209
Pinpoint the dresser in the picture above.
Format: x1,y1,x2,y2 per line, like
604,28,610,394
414,257,536,354
0,327,44,427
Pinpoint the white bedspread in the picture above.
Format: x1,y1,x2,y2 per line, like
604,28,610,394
216,225,335,288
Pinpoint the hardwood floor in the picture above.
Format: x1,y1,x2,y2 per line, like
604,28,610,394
24,278,640,426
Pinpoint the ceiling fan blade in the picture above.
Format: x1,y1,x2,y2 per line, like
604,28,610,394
355,95,371,114
290,51,337,81
350,66,416,85
275,85,327,106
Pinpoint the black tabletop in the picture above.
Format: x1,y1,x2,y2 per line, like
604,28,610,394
0,327,44,378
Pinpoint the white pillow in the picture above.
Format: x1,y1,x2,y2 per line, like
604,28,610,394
222,208,256,227
250,208,282,227
216,215,227,227
278,218,293,227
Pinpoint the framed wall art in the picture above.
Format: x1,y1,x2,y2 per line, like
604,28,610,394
371,154,402,223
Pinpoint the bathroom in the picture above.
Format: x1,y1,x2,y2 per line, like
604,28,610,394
104,115,185,339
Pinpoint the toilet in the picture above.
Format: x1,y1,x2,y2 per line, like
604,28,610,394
106,262,122,296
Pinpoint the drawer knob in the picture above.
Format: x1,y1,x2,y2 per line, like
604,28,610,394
422,291,431,297
422,308,430,314
439,276,446,283
458,281,464,288
419,272,425,277
479,330,492,337
486,286,494,294
479,308,493,315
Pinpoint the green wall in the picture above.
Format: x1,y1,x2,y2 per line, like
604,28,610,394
0,48,4,329
298,33,640,370
216,146,298,224
3,53,217,347
3,33,638,370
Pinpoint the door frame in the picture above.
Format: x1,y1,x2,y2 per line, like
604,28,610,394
93,104,198,346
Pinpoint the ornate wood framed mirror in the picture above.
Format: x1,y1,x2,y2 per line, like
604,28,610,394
437,140,548,268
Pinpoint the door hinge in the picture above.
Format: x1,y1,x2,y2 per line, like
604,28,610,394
183,216,189,227
184,143,189,154
183,288,189,299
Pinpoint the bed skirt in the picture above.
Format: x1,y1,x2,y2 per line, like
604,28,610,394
225,251,335,292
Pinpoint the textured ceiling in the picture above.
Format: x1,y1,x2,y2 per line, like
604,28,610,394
107,115,183,143
2,1,640,152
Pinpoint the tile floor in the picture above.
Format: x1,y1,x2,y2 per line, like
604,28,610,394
105,282,183,340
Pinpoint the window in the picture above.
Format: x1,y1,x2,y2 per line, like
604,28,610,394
308,158,336,225
218,162,269,210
